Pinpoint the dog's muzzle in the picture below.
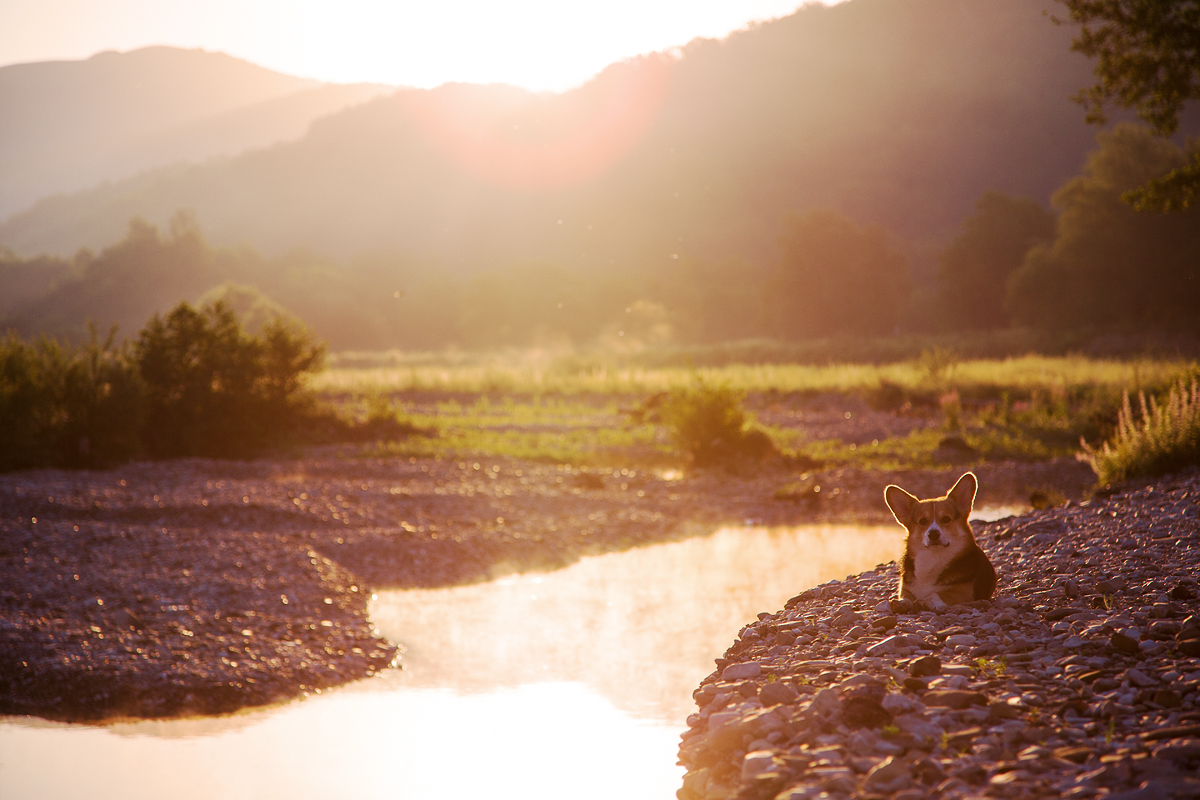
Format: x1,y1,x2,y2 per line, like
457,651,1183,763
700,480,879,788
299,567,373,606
923,527,947,547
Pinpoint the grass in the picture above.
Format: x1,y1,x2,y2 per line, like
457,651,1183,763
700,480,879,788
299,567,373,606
780,429,945,471
310,349,1198,475
975,655,1007,678
311,353,1191,400
364,396,672,467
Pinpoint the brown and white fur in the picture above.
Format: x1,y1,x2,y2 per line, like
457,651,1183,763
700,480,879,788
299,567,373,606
884,472,996,610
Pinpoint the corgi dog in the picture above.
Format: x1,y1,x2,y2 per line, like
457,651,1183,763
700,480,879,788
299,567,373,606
884,472,996,609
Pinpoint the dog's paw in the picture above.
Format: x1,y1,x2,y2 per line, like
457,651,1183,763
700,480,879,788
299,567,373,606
889,597,917,615
924,594,950,612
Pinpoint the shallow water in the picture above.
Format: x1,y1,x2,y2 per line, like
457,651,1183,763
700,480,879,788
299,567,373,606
0,523,911,800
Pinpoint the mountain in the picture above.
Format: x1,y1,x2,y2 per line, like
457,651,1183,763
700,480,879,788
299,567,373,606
0,0,1115,276
0,46,395,218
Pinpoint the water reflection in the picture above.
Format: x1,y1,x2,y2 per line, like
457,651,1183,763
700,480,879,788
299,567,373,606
971,504,1030,522
0,524,902,800
371,524,902,723
1,683,682,800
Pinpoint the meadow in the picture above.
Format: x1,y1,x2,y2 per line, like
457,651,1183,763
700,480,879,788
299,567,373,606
310,350,1199,475
312,350,1188,398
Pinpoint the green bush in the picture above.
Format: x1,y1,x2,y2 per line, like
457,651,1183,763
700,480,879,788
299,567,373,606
1081,378,1200,485
661,382,777,468
1,332,57,470
0,300,431,471
56,327,144,467
136,300,325,458
0,326,142,470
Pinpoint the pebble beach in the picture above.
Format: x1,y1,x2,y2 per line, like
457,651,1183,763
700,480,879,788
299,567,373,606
677,468,1200,800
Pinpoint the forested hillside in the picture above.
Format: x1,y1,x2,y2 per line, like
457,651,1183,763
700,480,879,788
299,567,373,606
2,0,1099,266
3,0,1197,351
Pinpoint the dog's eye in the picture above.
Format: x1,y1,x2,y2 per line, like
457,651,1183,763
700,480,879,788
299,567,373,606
941,515,951,524
918,518,928,526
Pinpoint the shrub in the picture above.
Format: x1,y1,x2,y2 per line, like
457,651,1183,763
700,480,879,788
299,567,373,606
136,300,325,458
0,327,142,470
342,393,427,442
661,382,777,468
0,332,57,470
1080,378,1200,485
54,326,144,467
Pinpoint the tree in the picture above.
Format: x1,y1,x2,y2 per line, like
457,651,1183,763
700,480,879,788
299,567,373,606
136,300,324,457
936,192,1056,330
1057,0,1200,210
771,210,909,339
1007,125,1200,330
0,326,142,471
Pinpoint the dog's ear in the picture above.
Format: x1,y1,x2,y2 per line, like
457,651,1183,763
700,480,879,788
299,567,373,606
884,485,919,527
947,472,978,516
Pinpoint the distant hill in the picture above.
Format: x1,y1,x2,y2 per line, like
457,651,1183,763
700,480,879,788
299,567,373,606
0,0,1126,276
0,46,395,218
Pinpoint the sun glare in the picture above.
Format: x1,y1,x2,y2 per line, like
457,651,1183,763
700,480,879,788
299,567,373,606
0,0,846,91
405,54,674,190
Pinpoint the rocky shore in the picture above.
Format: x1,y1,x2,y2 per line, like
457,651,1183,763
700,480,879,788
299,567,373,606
677,468,1200,800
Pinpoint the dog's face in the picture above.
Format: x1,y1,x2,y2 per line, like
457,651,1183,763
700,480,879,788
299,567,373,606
884,472,977,553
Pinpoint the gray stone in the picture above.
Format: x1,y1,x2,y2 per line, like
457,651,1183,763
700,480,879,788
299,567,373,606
1111,631,1141,654
1153,738,1200,762
759,681,799,708
706,709,742,733
866,755,910,787
866,635,903,657
909,655,941,677
741,749,781,781
988,700,1023,720
881,692,924,715
923,689,987,709
832,610,864,628
811,766,856,794
810,688,841,715
1126,668,1156,688
893,713,943,742
1103,782,1170,800
723,661,762,680
774,787,819,800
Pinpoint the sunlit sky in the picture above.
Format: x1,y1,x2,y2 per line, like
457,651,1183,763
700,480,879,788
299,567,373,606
0,0,848,91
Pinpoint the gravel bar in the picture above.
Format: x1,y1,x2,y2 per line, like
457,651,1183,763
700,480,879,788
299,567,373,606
677,468,1200,800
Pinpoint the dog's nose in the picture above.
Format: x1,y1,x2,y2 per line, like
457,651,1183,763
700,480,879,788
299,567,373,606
928,529,941,543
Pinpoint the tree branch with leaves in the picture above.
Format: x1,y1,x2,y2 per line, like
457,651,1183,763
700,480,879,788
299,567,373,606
1056,0,1200,210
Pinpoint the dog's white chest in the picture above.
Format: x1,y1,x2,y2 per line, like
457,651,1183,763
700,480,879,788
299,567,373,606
911,545,954,588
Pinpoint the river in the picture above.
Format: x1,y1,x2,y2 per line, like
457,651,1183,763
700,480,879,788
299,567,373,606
0,522,937,800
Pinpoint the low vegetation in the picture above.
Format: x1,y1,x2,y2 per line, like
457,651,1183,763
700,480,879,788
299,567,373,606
660,382,778,468
0,325,142,470
0,301,404,471
5,305,1199,484
373,396,665,467
311,350,1188,399
1081,379,1200,486
312,349,1198,482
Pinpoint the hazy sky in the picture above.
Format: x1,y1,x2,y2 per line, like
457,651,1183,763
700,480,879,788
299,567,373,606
0,0,846,91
